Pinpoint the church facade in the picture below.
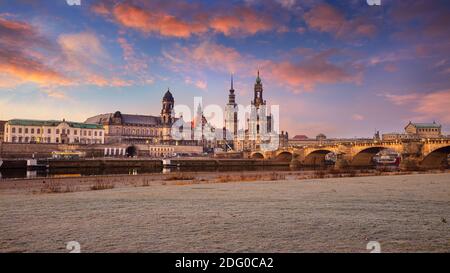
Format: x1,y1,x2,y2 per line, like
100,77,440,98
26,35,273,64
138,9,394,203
85,89,177,145
224,71,288,152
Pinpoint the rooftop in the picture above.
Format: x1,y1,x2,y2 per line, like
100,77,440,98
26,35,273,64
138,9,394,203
407,121,441,129
7,119,103,129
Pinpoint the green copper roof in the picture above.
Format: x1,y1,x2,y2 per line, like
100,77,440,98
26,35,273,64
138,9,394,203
8,119,103,129
410,122,441,128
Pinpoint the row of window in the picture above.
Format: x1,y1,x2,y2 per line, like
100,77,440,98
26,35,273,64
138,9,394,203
417,128,440,133
117,128,163,137
10,136,103,144
8,127,103,137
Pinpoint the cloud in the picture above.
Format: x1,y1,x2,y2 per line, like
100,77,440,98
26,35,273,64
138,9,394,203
269,49,361,92
195,80,207,90
112,3,208,38
209,8,274,36
352,114,365,121
117,36,153,83
163,41,361,92
0,16,71,87
163,41,252,75
383,90,450,123
93,1,276,38
185,77,207,90
304,3,377,39
415,90,450,123
382,93,421,106
0,17,131,89
58,32,108,69
384,64,398,73
0,49,71,86
42,88,68,100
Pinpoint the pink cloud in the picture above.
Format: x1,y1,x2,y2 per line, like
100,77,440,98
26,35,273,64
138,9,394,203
163,41,361,92
93,1,276,38
382,93,421,106
415,90,450,123
304,3,377,39
352,114,365,121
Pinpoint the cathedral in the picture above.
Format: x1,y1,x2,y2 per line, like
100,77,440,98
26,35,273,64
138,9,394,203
85,89,177,145
224,71,287,152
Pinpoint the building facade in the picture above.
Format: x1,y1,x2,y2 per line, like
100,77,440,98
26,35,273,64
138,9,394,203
0,120,6,143
3,119,104,144
382,121,443,141
86,89,177,145
404,121,442,138
224,71,287,152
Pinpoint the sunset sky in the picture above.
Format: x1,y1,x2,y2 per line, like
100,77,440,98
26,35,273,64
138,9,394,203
0,0,449,138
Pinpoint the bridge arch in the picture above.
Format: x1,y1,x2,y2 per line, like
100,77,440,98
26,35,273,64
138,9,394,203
303,149,335,166
351,146,391,166
275,151,293,162
420,145,450,169
251,152,265,159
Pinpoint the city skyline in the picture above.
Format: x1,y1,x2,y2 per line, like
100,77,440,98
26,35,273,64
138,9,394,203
1,0,450,138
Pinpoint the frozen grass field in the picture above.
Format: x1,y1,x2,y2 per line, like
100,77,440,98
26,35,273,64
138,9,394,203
0,172,449,252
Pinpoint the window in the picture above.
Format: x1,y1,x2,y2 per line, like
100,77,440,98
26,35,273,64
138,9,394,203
56,129,60,134
19,128,22,134
89,131,92,136
84,131,87,136
25,128,28,134
56,137,59,143
48,128,51,134
99,131,102,136
31,128,34,134
12,127,16,133
37,128,40,134
67,129,70,135
18,136,23,143
62,129,65,134
94,131,97,137
74,130,78,135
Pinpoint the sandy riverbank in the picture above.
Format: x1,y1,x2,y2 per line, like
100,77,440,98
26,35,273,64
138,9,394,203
0,172,449,252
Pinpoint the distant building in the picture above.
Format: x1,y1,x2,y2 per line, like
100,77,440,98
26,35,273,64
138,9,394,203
316,133,327,141
382,121,443,141
3,119,104,144
405,121,442,138
382,132,413,141
0,120,6,143
292,135,309,140
86,89,177,145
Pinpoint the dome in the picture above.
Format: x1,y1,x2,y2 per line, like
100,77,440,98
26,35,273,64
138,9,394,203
113,111,122,118
163,89,174,102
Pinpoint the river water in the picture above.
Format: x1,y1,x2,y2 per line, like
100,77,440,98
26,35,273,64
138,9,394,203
0,165,299,180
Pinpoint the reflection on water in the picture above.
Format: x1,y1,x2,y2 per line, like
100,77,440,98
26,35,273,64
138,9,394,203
0,165,295,180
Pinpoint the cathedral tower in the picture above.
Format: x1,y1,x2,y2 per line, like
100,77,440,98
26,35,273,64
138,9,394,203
161,88,174,125
252,70,265,108
225,74,238,139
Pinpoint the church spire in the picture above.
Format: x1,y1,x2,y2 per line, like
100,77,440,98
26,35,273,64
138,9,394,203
228,73,236,105
256,70,261,84
231,74,234,90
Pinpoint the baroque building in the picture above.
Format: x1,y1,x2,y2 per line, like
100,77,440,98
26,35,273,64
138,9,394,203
224,71,287,152
85,89,176,145
3,119,104,144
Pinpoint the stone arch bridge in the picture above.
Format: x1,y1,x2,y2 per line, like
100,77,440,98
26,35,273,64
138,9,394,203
250,138,450,170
